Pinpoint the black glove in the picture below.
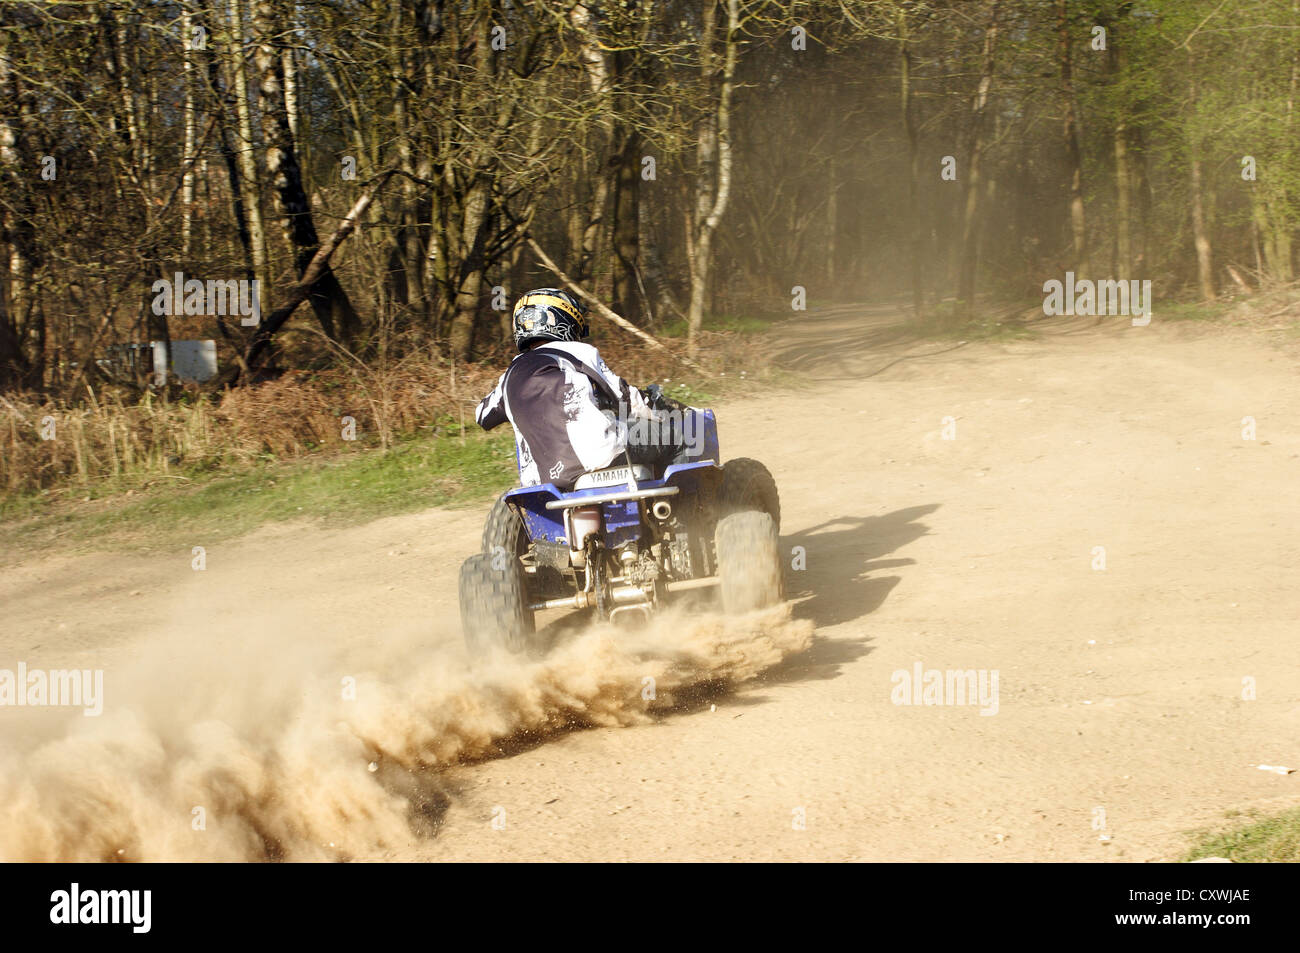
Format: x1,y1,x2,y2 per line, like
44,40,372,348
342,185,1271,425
641,383,685,412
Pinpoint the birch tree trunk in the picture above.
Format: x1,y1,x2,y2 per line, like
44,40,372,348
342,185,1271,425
956,0,1000,320
0,25,37,388
181,9,198,261
686,0,739,357
227,0,268,317
1058,0,1088,275
1187,52,1215,301
570,3,613,286
1114,126,1131,275
899,6,923,318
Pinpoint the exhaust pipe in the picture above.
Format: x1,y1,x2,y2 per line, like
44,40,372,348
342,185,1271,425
651,500,673,521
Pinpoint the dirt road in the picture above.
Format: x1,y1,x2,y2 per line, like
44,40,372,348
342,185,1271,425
2,306,1298,861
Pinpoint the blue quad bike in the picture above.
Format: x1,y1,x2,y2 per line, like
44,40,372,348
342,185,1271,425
458,399,782,657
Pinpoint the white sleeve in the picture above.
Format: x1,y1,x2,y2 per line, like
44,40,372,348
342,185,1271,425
475,372,509,429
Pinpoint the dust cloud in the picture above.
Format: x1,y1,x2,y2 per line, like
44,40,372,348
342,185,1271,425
0,602,811,861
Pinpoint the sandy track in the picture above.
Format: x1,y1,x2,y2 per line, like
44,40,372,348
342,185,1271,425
2,307,1298,861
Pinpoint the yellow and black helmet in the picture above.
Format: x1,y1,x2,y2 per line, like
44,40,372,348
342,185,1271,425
512,288,590,352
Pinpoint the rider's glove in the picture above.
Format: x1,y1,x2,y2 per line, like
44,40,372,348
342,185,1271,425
641,383,686,412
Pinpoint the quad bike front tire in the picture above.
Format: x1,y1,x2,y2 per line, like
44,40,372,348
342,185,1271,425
714,510,783,613
718,457,781,529
459,552,535,657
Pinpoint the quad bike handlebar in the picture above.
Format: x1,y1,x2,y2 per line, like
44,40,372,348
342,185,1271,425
640,383,689,413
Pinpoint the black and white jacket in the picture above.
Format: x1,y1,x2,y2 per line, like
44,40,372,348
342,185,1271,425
475,342,656,488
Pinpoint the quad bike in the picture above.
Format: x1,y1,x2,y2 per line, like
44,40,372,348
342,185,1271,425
458,393,782,657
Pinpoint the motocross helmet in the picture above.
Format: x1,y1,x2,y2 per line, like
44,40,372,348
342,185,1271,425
512,288,589,352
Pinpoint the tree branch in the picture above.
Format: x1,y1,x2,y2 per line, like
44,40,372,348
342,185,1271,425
230,169,400,382
525,236,710,376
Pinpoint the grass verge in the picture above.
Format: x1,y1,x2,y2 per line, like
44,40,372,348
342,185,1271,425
1184,807,1300,862
656,310,786,339
0,428,518,563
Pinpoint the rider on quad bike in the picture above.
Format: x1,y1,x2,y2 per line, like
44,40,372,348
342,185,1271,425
459,287,782,658
475,288,690,487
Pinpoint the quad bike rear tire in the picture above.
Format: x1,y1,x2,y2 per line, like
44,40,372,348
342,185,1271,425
459,552,535,657
482,495,527,556
482,493,568,599
718,457,781,529
714,510,783,613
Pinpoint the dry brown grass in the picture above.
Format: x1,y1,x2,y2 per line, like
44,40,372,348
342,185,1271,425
1,327,765,502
